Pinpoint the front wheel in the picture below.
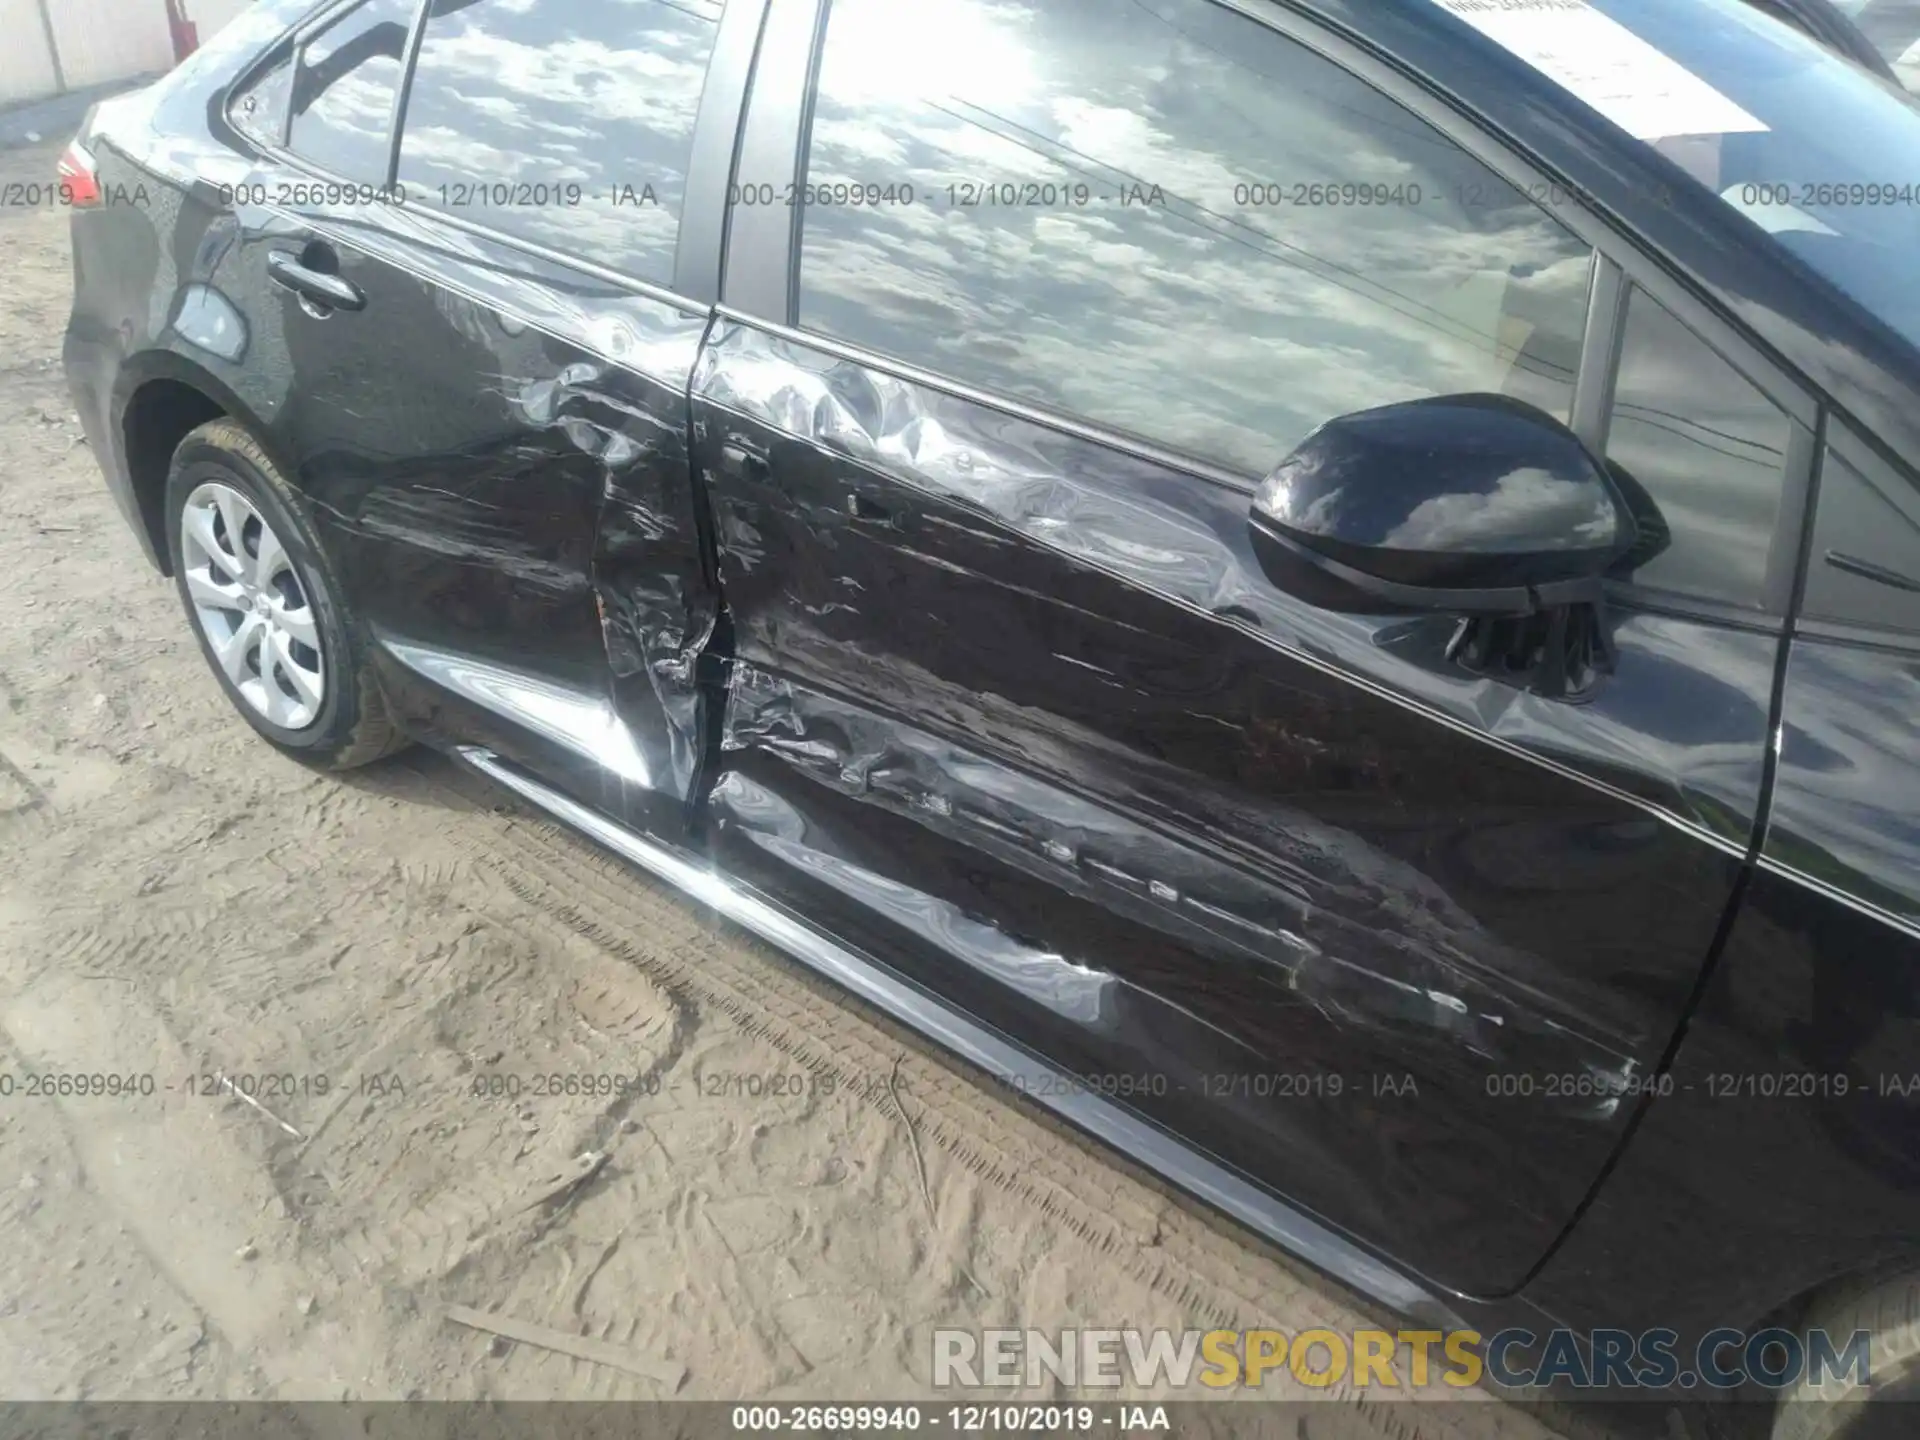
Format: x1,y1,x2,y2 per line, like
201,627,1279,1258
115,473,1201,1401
164,419,406,770
1773,1271,1920,1440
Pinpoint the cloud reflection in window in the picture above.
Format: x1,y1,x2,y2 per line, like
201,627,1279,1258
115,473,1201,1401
397,0,724,285
798,0,1595,478
289,0,415,181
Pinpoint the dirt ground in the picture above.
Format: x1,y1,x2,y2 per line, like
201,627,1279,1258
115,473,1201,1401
0,136,1647,1438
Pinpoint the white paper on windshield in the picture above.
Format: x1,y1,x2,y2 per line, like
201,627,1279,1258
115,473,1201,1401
1432,0,1769,141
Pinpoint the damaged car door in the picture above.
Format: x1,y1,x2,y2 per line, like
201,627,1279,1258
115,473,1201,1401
215,0,737,830
692,0,1803,1300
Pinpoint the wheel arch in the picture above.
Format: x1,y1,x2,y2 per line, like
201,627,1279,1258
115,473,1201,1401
1756,1252,1920,1339
113,351,292,578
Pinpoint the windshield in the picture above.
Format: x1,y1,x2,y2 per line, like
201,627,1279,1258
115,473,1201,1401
1834,0,1920,89
1443,0,1920,353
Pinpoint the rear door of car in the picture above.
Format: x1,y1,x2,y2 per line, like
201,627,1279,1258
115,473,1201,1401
211,0,759,834
692,0,1813,1299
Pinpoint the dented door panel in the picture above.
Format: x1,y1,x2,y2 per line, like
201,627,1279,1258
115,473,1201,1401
213,194,718,828
690,319,1769,1298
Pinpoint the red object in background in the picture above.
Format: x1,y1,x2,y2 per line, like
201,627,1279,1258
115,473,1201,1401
57,142,103,208
164,0,200,63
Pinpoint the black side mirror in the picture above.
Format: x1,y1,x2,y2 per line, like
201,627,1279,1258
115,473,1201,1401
1248,394,1637,616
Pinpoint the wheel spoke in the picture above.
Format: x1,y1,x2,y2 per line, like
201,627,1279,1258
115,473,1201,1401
214,490,252,569
255,666,286,727
253,520,288,590
272,601,320,651
181,504,228,570
212,612,263,688
270,628,323,709
184,487,327,731
185,565,246,615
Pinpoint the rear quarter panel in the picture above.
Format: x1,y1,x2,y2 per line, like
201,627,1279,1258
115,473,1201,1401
63,0,320,566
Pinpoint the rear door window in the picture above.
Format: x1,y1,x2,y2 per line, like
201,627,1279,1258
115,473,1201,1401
395,0,726,285
287,0,415,181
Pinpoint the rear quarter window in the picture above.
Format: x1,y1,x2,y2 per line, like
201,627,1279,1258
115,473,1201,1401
230,52,294,149
287,0,416,182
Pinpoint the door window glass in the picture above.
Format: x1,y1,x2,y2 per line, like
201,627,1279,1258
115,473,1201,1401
288,0,415,182
794,0,1595,478
1603,289,1793,607
396,0,725,285
231,50,294,149
1801,439,1920,635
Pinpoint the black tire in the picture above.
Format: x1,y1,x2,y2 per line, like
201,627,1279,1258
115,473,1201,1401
163,418,407,770
1773,1272,1920,1440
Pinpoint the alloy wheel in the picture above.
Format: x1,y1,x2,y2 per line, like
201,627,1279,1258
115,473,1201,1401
179,481,327,730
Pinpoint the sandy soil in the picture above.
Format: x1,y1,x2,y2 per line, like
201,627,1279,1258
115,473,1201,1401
0,136,1645,1438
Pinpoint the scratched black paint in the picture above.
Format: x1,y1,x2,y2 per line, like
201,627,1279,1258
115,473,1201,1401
58,0,1920,1362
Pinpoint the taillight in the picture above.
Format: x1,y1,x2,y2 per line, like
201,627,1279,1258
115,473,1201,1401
57,141,102,209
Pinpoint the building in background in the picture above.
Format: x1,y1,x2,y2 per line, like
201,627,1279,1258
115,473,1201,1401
0,0,251,109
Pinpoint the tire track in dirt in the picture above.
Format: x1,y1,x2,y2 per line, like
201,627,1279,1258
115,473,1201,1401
312,921,686,1289
0,969,405,1405
13,866,690,1298
394,753,1388,1336
362,754,1581,1434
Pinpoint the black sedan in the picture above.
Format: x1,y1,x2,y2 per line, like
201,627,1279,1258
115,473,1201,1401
59,0,1920,1431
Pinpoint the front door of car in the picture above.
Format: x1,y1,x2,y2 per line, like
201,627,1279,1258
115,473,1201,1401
214,0,738,832
693,0,1808,1298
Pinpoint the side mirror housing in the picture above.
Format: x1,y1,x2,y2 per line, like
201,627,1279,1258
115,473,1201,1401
1248,394,1637,615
